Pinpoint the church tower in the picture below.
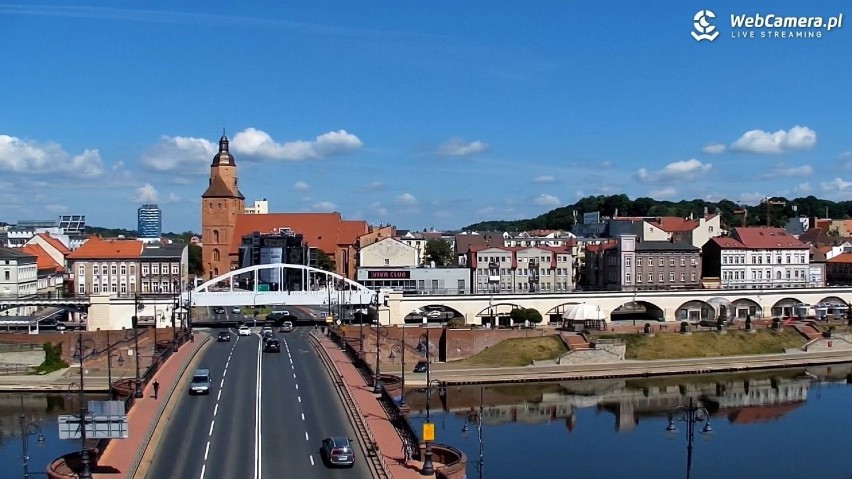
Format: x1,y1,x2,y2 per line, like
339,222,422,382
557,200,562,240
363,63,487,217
201,133,245,279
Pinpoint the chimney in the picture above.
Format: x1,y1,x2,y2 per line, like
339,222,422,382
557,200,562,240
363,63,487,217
704,206,709,217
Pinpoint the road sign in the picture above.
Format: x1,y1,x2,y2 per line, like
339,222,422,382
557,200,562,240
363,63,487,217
58,414,128,440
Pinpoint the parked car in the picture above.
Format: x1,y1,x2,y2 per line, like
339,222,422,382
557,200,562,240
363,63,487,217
280,321,294,333
232,307,242,314
427,310,443,319
413,360,429,373
320,436,355,467
238,326,251,336
213,307,226,314
264,339,281,353
217,331,231,342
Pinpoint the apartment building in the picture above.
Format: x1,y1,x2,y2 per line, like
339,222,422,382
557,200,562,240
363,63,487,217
702,227,811,289
468,245,574,294
0,247,38,315
584,235,701,291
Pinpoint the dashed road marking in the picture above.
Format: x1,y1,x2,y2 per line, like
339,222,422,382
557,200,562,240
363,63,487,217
208,420,215,436
301,413,305,421
204,441,210,460
309,455,314,466
305,431,310,441
214,404,218,416
298,396,301,403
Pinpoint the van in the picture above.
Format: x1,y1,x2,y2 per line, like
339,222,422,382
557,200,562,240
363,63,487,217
189,368,211,395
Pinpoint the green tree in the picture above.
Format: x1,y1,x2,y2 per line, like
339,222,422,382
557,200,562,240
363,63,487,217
316,250,336,271
423,239,454,266
509,308,543,328
188,244,204,276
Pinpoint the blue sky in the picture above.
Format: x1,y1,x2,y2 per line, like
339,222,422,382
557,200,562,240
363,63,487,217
1,1,850,233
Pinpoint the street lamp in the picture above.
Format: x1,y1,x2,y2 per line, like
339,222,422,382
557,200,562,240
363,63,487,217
18,396,45,479
373,294,382,395
171,279,179,352
460,387,484,479
133,294,144,399
71,333,99,479
665,397,713,479
105,329,126,400
422,377,442,476
389,341,406,406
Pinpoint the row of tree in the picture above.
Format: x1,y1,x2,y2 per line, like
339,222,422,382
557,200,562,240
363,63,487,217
463,194,852,232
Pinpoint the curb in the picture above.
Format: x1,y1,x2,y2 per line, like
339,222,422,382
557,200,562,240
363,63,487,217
128,336,211,479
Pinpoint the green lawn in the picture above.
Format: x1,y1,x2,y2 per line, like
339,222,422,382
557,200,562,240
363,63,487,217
607,329,807,360
456,335,568,367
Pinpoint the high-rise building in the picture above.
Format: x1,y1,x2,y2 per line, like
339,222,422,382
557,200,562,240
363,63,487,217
137,204,162,240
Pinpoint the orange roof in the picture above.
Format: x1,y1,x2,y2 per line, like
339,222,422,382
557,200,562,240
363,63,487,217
35,233,72,255
67,237,143,260
828,253,852,264
230,213,368,255
732,227,809,249
649,217,698,233
20,244,63,272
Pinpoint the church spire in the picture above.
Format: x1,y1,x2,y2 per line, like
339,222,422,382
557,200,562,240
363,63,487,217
211,130,234,166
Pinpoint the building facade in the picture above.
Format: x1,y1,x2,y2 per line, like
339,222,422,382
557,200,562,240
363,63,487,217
584,235,701,291
702,227,811,289
201,134,246,279
356,266,469,295
139,244,188,293
137,204,162,240
237,229,315,291
244,198,269,215
0,247,39,315
360,238,418,268
68,238,142,296
468,246,574,294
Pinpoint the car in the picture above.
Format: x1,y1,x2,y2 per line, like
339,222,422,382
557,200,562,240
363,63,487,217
261,326,273,334
189,368,211,395
280,321,294,333
217,331,231,342
320,437,355,467
413,360,429,373
427,310,443,319
238,326,251,336
262,330,275,342
213,307,226,314
232,307,242,314
264,339,281,353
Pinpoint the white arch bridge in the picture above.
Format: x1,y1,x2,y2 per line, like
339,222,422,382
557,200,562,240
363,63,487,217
182,263,380,307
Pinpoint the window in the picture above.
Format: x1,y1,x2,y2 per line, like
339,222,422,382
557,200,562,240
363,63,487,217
120,264,127,275
776,271,782,280
111,265,117,275
142,264,149,275
93,265,99,275
659,273,664,282
691,272,696,281
786,270,791,279
648,272,653,283
3,271,8,281
669,272,675,282
670,258,675,267
680,272,685,282
172,264,179,275
636,273,642,283
79,284,86,294
93,283,100,293
626,273,631,283
691,258,697,266
384,259,389,265
680,258,685,266
78,265,85,275
111,283,118,293
659,258,664,267
625,257,631,267
152,264,159,275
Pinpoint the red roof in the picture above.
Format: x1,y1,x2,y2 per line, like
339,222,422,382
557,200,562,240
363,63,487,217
585,240,618,253
67,237,143,259
229,213,368,255
828,253,852,264
35,233,72,255
708,237,746,249
20,244,63,272
732,227,809,249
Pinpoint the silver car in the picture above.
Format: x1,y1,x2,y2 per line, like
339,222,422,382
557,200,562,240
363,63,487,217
320,436,355,467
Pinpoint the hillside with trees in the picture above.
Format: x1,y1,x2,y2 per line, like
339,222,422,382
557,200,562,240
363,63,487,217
463,195,852,232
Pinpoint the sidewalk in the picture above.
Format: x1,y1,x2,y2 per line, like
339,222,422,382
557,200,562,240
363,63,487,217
91,335,209,479
314,333,440,479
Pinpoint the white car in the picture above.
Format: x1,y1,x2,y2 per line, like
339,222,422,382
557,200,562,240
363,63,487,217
232,307,242,314
238,326,251,336
427,310,443,319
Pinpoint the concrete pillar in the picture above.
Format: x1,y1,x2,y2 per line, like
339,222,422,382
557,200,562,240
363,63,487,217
87,293,113,331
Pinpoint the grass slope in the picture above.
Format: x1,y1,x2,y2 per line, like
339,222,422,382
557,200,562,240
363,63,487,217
457,335,568,367
612,330,807,360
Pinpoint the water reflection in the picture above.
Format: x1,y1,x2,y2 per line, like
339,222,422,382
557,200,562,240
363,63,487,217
404,364,852,479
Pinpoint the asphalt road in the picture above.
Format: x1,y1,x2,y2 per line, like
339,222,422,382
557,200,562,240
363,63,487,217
146,327,373,479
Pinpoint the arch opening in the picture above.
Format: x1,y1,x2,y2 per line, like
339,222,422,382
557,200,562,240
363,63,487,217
610,300,665,322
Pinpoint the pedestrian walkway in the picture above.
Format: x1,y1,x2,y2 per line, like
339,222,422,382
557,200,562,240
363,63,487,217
90,335,209,479
314,333,442,478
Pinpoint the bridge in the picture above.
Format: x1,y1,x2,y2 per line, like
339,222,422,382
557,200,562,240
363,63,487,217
182,263,380,308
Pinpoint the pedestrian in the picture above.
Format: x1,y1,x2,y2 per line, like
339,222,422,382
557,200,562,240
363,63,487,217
153,379,160,399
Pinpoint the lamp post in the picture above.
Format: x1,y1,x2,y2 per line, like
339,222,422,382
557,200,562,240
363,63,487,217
421,315,435,476
72,334,98,479
172,280,179,352
19,396,45,479
389,342,406,406
460,387,484,479
105,329,126,400
665,397,713,479
373,294,383,394
133,294,144,399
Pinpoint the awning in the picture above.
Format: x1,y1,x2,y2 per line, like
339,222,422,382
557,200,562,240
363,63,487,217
561,303,607,321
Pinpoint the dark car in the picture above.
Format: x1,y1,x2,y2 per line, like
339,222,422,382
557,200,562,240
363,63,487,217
213,307,226,314
217,331,231,342
262,330,275,342
413,360,429,373
263,339,281,353
320,436,355,467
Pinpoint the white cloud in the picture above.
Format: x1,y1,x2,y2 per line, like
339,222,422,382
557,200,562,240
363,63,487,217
141,128,363,174
436,138,488,157
737,192,766,205
293,181,309,191
794,182,812,194
576,190,585,198
0,134,104,177
133,183,159,203
166,192,181,203
534,194,560,207
730,125,816,154
600,161,613,168
45,204,69,213
532,175,555,183
649,187,677,199
364,181,384,191
476,206,496,215
396,193,418,205
758,163,813,179
370,202,388,216
232,128,362,161
821,177,852,193
702,143,726,155
636,159,712,183
311,201,337,212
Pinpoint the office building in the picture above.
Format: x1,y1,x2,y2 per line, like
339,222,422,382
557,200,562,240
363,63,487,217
137,204,162,241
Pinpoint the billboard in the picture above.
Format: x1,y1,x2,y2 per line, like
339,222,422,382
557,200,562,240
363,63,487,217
583,212,601,224
259,247,283,283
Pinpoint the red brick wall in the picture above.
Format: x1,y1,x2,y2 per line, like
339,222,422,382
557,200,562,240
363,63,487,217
0,329,158,363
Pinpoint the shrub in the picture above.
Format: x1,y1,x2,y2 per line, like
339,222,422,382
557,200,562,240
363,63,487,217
446,318,467,329
34,342,69,375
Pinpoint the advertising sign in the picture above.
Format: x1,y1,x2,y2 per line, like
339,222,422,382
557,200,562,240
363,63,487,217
259,247,283,283
368,270,411,279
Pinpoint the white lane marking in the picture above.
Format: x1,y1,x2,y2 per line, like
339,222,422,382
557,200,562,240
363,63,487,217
305,431,309,441
309,455,315,466
200,464,206,479
220,378,225,388
217,390,222,401
254,331,263,479
204,441,210,460
208,420,215,436
293,373,297,379
298,396,301,403
214,404,218,416
301,413,305,421
222,369,227,378
295,383,299,390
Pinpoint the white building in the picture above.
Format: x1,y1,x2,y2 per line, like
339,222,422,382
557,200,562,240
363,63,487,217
244,198,269,215
703,227,811,289
469,245,574,294
359,238,418,267
0,247,38,315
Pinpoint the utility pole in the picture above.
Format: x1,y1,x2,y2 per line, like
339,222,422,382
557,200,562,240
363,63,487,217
761,197,786,227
